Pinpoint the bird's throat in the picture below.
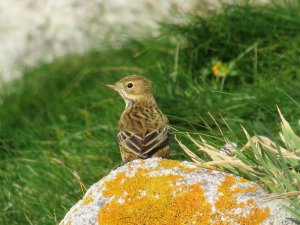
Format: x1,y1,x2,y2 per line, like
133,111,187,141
124,95,157,109
124,98,134,108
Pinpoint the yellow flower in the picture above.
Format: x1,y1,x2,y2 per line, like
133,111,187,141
212,60,230,77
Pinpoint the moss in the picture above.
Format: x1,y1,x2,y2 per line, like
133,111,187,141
97,159,270,225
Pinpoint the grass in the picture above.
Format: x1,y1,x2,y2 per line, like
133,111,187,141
1,1,300,224
177,108,300,220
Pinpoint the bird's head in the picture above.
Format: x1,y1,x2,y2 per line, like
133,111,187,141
106,75,154,106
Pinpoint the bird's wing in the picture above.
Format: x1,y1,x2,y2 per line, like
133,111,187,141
118,126,171,158
118,130,143,157
142,126,171,155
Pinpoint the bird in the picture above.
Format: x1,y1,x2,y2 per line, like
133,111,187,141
105,75,171,164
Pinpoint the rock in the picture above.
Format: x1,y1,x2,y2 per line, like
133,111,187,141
60,158,296,225
0,0,197,82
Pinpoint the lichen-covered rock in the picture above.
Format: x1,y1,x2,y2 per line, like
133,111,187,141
60,158,295,225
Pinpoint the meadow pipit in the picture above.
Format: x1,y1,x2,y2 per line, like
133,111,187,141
106,75,171,164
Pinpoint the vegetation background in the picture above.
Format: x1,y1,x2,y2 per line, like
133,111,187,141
0,1,299,224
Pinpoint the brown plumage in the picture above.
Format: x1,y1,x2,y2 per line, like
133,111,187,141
106,75,171,164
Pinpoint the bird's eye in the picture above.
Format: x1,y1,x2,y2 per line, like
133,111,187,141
127,83,133,88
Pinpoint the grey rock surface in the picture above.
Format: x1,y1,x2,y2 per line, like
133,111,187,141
60,158,295,225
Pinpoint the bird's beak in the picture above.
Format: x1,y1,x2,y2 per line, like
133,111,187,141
105,83,117,90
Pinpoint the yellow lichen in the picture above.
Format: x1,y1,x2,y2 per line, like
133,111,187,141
215,175,270,225
215,194,246,212
239,177,249,183
64,219,71,225
218,175,258,195
247,199,254,205
97,159,270,225
82,191,94,206
238,207,270,225
158,160,197,172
